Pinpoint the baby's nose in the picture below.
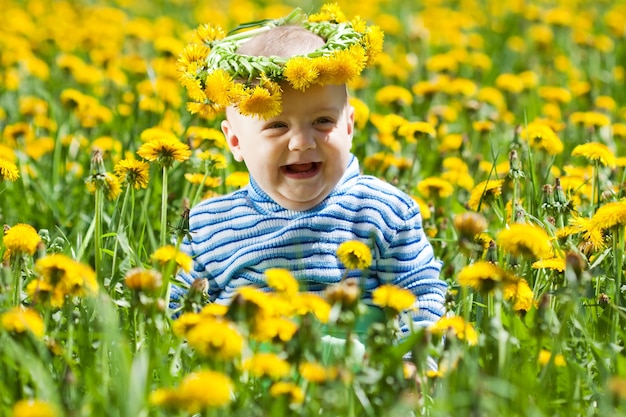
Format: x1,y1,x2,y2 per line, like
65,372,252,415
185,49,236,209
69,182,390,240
288,130,316,151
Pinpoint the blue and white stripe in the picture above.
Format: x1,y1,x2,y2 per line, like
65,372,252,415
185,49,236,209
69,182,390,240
172,155,447,333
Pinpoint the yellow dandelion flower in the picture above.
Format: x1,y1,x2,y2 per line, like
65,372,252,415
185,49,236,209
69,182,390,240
266,268,299,297
349,97,370,130
137,137,191,167
314,45,365,85
612,123,626,139
375,85,414,107
538,86,571,104
269,382,304,404
194,23,226,44
538,349,566,367
225,171,249,188
186,127,227,150
588,200,626,238
520,122,564,155
284,56,319,91
468,179,504,211
472,120,495,133
242,353,291,379
300,361,337,383
237,85,282,120
497,223,554,260
199,303,228,318
235,286,275,316
453,211,488,240
503,278,535,312
197,151,228,169
33,254,98,303
308,3,347,23
429,316,478,346
203,69,234,107
85,172,122,200
532,257,566,272
372,284,416,313
457,261,512,293
336,240,372,270
0,157,19,182
124,268,162,292
114,158,150,189
445,77,477,97
412,79,440,97
571,142,616,168
426,53,458,73
251,316,298,343
582,111,611,129
495,73,525,93
291,293,331,323
398,121,436,142
417,177,454,199
477,87,505,109
172,312,203,338
595,95,616,112
12,399,58,417
0,144,16,162
184,173,221,187
3,223,41,257
186,101,223,119
151,245,192,273
364,24,385,66
185,317,243,359
158,370,233,412
438,133,464,152
1,306,45,339
567,214,605,250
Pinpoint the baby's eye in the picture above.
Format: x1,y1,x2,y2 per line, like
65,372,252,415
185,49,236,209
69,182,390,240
314,117,335,126
266,121,288,129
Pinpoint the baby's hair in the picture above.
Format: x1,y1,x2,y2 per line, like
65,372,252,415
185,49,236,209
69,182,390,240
236,25,325,58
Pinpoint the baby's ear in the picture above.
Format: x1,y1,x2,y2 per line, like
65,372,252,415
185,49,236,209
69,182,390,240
221,119,244,162
346,104,355,139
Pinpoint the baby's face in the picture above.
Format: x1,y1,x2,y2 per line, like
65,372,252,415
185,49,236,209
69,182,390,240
222,84,354,211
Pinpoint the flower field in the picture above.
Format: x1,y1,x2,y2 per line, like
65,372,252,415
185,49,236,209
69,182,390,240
1,0,626,415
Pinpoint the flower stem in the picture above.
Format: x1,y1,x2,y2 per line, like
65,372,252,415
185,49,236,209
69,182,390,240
94,187,104,285
10,255,23,306
160,166,169,247
110,185,132,289
610,225,624,344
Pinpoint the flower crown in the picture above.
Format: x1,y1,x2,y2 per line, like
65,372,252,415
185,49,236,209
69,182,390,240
177,3,384,120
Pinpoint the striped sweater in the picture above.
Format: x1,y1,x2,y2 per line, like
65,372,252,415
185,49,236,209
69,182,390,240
172,155,447,333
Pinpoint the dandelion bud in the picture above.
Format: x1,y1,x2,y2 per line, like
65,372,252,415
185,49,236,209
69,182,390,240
541,184,555,212
485,239,498,263
89,148,106,177
601,189,616,202
175,199,191,241
124,268,163,293
453,211,487,241
188,278,208,301
565,250,585,281
598,293,610,309
553,178,570,213
325,278,361,307
508,149,524,179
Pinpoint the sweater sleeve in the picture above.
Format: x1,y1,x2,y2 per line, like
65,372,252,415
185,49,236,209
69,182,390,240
376,202,447,336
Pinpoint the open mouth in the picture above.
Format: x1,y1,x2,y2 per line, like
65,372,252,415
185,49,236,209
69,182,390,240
282,162,321,178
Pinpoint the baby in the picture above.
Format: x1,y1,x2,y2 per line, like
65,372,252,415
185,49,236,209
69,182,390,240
172,7,447,341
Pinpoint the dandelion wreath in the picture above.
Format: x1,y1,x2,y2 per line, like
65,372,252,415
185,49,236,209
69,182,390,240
177,3,384,119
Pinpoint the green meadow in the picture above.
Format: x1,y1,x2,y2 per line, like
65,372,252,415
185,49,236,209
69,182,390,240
1,0,626,415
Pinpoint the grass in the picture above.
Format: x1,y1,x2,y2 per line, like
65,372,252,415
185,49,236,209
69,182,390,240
1,0,626,416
